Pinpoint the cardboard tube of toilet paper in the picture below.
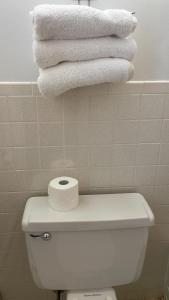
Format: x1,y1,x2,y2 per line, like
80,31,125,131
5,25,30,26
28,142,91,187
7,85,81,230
48,176,79,211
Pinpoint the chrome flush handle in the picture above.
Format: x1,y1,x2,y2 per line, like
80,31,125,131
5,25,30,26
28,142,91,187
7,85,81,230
30,232,52,241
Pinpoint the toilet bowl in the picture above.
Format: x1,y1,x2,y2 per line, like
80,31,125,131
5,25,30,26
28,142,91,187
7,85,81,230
22,193,154,299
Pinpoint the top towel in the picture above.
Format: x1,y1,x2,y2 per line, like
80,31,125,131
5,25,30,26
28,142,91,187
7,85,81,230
31,5,137,41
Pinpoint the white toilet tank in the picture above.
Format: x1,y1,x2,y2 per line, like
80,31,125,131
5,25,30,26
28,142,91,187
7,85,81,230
22,193,154,290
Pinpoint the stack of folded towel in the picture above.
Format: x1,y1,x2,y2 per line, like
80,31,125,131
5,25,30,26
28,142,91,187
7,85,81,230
31,4,137,97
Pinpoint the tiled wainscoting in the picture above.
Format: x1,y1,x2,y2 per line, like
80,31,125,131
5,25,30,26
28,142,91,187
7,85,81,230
0,81,169,300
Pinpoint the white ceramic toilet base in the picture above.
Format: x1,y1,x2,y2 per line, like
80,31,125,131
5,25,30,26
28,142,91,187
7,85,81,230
66,288,117,300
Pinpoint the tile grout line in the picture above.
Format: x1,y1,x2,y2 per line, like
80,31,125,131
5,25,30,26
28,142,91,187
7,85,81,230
134,93,142,185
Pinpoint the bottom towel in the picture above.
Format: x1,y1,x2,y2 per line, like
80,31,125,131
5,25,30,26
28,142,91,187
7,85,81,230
38,58,134,97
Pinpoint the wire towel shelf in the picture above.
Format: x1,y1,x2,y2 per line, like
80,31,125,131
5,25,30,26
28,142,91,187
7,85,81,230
78,0,91,6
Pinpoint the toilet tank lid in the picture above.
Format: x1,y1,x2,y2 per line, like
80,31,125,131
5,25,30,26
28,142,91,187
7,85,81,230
22,193,154,232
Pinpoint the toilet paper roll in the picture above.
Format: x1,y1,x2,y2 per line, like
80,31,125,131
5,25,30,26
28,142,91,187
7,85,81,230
48,176,79,211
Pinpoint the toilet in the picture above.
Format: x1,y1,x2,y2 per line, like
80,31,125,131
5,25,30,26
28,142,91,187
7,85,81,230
22,193,154,300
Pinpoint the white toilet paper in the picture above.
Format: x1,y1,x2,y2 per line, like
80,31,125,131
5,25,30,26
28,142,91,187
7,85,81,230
48,176,79,211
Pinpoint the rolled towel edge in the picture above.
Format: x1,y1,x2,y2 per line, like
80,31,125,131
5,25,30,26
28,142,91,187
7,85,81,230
31,5,137,40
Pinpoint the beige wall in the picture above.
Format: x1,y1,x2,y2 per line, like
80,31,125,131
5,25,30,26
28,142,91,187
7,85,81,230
0,81,169,300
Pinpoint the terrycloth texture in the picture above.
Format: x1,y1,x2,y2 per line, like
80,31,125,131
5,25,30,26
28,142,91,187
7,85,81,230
33,37,137,69
31,5,137,40
38,58,134,97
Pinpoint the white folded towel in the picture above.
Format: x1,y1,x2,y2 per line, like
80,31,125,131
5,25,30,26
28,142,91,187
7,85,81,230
38,58,134,97
33,37,137,69
31,5,137,40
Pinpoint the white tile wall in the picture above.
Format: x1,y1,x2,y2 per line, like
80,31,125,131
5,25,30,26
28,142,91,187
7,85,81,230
0,81,169,300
